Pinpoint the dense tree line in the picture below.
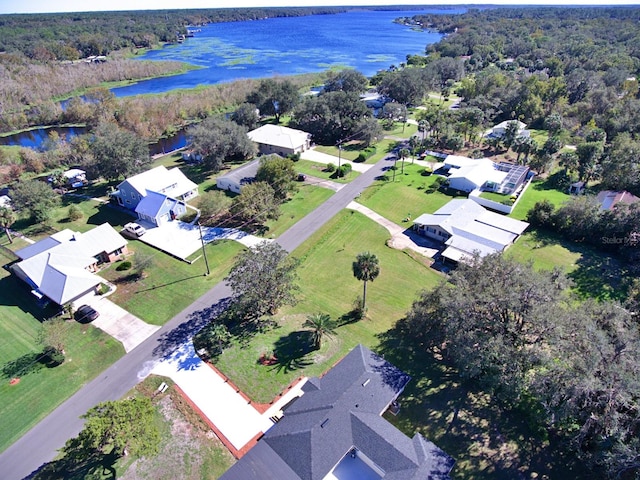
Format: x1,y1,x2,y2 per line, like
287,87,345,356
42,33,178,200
365,7,639,192
404,254,640,478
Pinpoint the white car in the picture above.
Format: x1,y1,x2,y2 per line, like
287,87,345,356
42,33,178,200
122,222,146,238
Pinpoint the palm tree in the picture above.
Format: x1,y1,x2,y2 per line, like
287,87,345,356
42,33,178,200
399,148,409,174
0,206,15,244
207,323,231,355
417,119,430,144
303,313,337,350
352,252,380,312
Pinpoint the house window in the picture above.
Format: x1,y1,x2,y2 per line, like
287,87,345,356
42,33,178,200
130,192,135,198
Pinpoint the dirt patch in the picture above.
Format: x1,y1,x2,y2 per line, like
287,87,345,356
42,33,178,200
121,387,235,480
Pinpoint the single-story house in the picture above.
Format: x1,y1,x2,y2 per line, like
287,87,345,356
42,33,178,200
596,190,640,211
11,223,127,306
486,120,528,139
135,191,188,227
110,166,198,210
413,199,529,264
247,124,311,156
221,344,454,480
442,156,529,194
216,159,261,194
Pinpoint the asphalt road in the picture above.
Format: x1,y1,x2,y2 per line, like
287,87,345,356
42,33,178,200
0,153,395,480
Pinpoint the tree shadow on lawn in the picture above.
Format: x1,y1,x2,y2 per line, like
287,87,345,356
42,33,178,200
29,442,118,480
85,203,135,228
568,251,628,302
1,352,44,379
270,330,314,374
375,320,595,480
152,297,233,360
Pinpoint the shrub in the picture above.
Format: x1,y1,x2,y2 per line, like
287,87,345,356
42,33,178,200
288,152,301,162
42,346,64,367
420,167,433,176
96,283,110,295
333,163,352,178
67,205,83,221
325,163,336,172
355,146,376,162
116,260,132,271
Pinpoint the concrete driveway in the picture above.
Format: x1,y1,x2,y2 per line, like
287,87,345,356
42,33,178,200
152,341,307,453
301,147,372,173
79,292,160,353
347,201,440,258
136,220,268,260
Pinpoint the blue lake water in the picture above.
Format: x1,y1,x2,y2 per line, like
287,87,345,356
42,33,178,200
1,8,462,149
112,8,461,97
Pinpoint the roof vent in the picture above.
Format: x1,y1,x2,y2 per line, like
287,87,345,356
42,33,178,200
362,378,370,387
320,418,330,428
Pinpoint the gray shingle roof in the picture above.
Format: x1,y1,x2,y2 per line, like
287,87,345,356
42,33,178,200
221,344,454,480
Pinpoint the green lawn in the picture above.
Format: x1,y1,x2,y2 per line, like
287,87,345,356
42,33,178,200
510,178,570,220
101,240,245,325
506,229,627,301
381,120,418,138
264,185,334,238
527,128,549,147
212,209,593,478
213,210,443,403
0,265,124,453
479,190,513,205
293,160,360,184
358,163,464,224
314,144,360,161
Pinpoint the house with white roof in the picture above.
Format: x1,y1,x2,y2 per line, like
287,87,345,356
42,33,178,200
487,120,528,139
11,223,127,306
110,166,198,211
442,156,529,195
413,199,529,264
248,124,311,156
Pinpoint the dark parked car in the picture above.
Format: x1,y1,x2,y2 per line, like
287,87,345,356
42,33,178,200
297,173,307,182
74,304,99,323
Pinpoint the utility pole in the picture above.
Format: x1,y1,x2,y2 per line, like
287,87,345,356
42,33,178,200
197,222,210,275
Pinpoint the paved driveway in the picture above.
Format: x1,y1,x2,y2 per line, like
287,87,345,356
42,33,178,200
301,147,372,173
136,221,268,260
79,292,160,353
347,201,440,258
152,341,307,452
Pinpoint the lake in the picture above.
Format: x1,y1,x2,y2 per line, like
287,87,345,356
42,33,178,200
111,8,460,97
1,8,461,149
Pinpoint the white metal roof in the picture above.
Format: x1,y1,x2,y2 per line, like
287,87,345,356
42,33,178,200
12,223,127,304
248,124,310,150
414,199,529,261
119,166,197,199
